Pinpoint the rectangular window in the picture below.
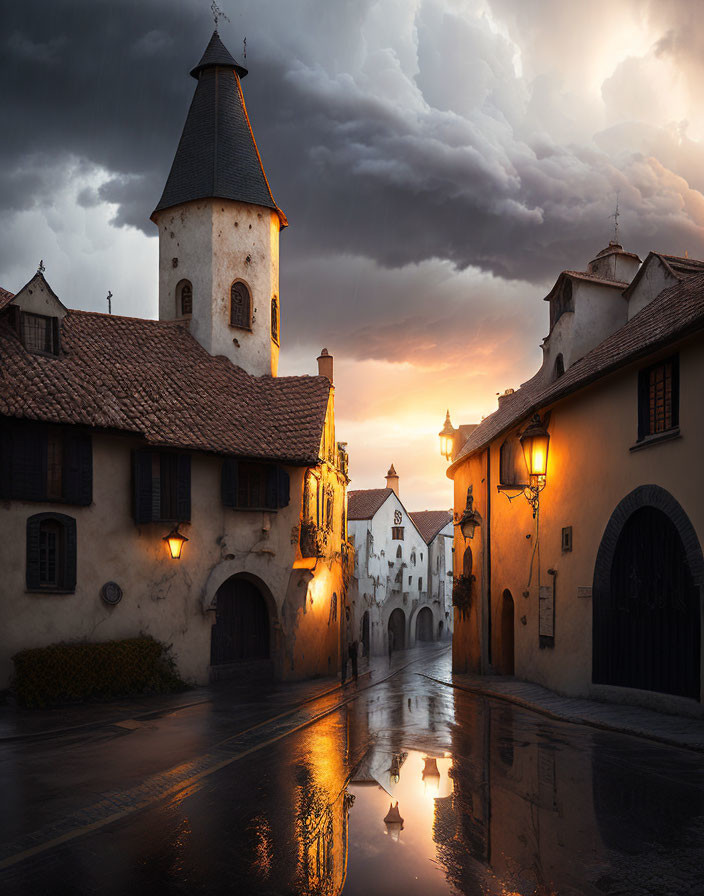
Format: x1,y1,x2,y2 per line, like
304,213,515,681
133,450,191,523
638,355,679,440
392,526,404,540
221,458,290,511
21,312,59,355
27,512,77,592
0,421,92,505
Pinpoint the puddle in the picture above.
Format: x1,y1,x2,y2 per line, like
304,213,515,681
344,749,455,895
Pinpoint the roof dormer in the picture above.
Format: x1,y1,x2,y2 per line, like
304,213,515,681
8,270,67,357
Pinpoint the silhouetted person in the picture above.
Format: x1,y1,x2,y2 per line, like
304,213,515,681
349,640,359,682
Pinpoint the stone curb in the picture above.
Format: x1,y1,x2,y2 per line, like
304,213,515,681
420,673,704,754
0,645,450,744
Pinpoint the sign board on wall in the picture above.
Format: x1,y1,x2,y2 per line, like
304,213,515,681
539,583,554,642
577,586,592,599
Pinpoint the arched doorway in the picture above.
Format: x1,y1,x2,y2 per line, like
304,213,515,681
593,489,702,700
415,606,434,642
501,590,515,675
210,576,270,671
361,611,370,657
388,607,406,652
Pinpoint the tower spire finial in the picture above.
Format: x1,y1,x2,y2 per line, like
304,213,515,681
609,191,621,243
210,0,230,30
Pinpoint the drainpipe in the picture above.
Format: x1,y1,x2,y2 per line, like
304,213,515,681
484,446,492,672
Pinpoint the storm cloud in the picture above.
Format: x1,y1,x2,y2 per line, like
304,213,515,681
3,0,704,504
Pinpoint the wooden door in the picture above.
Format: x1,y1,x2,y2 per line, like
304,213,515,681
210,577,270,666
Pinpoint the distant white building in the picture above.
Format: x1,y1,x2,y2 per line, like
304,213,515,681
348,465,453,656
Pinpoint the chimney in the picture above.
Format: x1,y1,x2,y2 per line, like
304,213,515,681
317,348,333,383
385,463,399,497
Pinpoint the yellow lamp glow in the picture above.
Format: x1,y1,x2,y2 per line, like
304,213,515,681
520,414,550,481
164,525,188,559
439,410,455,461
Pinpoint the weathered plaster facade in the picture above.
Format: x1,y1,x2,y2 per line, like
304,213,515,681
448,243,704,715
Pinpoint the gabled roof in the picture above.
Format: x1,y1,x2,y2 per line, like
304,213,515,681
409,510,452,544
449,270,704,473
0,287,13,312
622,251,704,301
543,270,629,303
0,306,330,464
153,31,286,226
348,488,393,520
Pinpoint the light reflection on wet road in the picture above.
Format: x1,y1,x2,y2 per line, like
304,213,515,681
1,648,704,895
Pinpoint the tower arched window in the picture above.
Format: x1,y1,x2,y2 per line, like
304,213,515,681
396,545,402,559
176,280,192,317
271,295,279,343
554,353,565,379
230,281,251,330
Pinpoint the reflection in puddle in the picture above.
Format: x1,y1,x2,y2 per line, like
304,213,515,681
345,749,455,894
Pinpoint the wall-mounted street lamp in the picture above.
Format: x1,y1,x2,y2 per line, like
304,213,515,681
439,410,456,461
519,413,550,517
164,524,188,559
455,486,482,540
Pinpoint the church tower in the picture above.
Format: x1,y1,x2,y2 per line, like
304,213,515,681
152,31,287,377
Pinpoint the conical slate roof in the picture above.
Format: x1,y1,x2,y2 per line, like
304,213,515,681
153,31,286,225
190,30,248,79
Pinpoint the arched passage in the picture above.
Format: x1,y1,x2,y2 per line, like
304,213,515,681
210,575,271,672
501,589,515,675
593,486,703,700
388,607,406,652
415,606,434,642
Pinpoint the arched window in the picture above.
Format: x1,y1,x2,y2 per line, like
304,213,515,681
396,545,402,559
176,280,192,317
554,353,564,379
230,281,251,329
271,295,279,343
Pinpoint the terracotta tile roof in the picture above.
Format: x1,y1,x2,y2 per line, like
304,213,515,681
348,488,393,520
0,308,330,464
0,287,14,311
409,510,452,544
449,271,704,473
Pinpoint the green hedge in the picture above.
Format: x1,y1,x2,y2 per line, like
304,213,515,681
12,636,187,708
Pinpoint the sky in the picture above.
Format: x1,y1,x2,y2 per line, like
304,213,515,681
3,0,704,509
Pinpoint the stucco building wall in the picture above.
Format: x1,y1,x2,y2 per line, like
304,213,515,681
452,333,704,711
0,412,349,688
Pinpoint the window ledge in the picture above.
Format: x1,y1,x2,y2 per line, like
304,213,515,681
26,589,76,595
630,427,681,452
496,484,528,493
229,324,253,332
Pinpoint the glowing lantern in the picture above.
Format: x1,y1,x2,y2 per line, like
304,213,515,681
520,414,550,482
439,410,455,461
164,525,188,559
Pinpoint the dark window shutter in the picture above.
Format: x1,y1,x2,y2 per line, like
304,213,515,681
277,467,290,508
64,516,77,590
63,432,92,505
266,465,278,509
133,449,154,523
222,458,239,507
26,514,42,589
672,354,680,427
0,421,13,499
52,317,61,355
637,368,649,440
13,425,47,501
176,454,191,521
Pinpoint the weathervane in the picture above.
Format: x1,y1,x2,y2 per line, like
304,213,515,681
37,259,45,274
106,290,113,315
609,192,621,243
243,36,247,59
210,1,230,30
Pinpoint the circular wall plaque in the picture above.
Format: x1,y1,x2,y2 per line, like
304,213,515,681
101,582,123,606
